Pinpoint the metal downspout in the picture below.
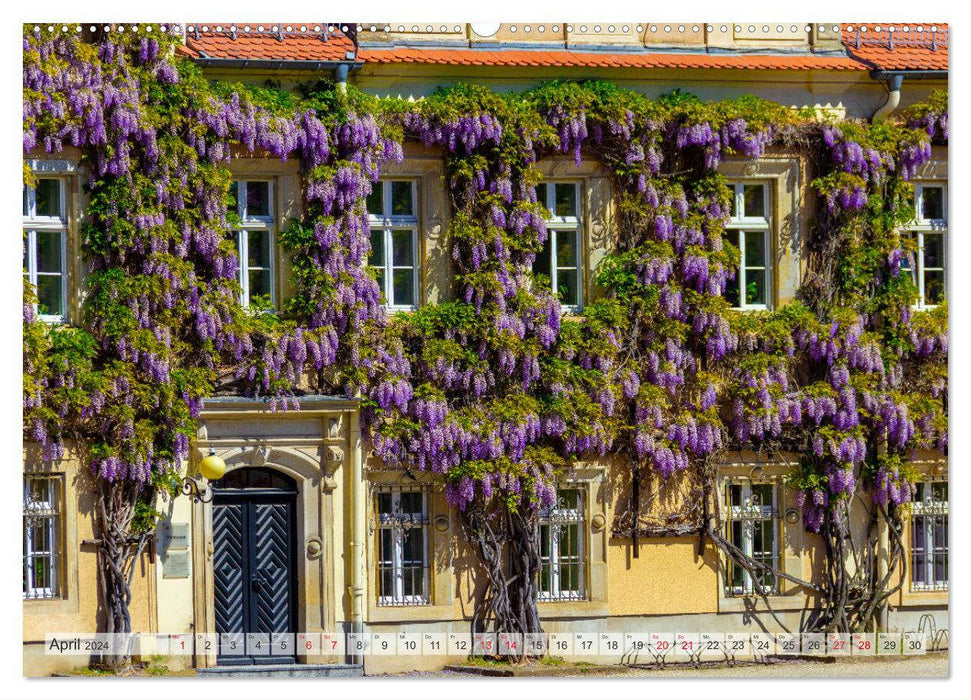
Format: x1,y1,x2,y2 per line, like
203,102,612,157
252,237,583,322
334,63,350,95
873,73,904,122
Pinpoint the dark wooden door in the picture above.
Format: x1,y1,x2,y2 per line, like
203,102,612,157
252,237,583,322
212,468,297,665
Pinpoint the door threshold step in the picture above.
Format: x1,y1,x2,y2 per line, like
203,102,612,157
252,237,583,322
198,663,363,678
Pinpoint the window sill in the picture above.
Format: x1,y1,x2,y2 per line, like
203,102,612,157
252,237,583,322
23,595,78,616
899,589,948,607
718,593,805,613
367,603,453,623
536,601,608,618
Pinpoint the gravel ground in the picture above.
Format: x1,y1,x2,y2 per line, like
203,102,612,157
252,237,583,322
620,654,948,678
400,654,947,679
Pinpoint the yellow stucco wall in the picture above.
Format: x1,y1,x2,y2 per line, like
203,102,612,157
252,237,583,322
23,443,155,677
606,538,719,616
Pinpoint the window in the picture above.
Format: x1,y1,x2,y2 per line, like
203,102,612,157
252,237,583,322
724,183,770,310
724,481,779,596
538,487,586,601
375,486,429,606
533,182,583,310
903,184,946,309
367,180,419,310
23,475,63,600
911,481,948,591
23,178,67,322
230,180,275,308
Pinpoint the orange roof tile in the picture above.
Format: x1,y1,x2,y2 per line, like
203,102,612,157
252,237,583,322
178,23,948,73
842,23,948,71
184,25,356,63
357,47,866,71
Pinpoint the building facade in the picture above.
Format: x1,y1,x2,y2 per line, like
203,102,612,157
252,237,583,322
23,22,948,676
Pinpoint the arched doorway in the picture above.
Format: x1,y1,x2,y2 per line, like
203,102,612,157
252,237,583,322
211,467,298,665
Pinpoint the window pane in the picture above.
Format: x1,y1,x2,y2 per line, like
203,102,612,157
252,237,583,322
557,270,578,306
248,270,271,300
392,269,415,307
229,181,240,213
729,484,742,508
391,181,413,216
724,230,741,307
35,231,62,273
32,557,51,588
559,489,581,510
369,230,385,267
403,529,424,565
36,276,63,317
247,230,270,268
921,186,944,221
377,492,393,516
564,523,580,557
923,233,944,269
752,484,773,508
245,182,270,218
924,270,945,306
743,185,765,218
915,483,926,503
533,239,552,278
911,518,926,584
400,492,423,518
392,229,414,267
744,231,766,267
745,269,766,306
28,522,52,552
23,186,29,217
556,231,577,267
536,183,548,209
555,184,578,218
366,183,384,216
380,567,394,598
35,179,62,218
728,188,737,219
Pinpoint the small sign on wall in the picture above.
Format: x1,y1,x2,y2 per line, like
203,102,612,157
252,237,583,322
165,523,190,550
162,551,190,579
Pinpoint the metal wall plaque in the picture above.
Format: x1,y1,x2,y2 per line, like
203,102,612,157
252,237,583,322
165,522,190,550
162,551,190,579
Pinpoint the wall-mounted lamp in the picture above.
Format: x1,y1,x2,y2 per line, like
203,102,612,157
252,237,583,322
180,445,226,503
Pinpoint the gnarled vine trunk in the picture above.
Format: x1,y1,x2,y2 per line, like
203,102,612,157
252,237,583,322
95,480,152,668
708,489,906,635
803,501,906,633
462,501,543,658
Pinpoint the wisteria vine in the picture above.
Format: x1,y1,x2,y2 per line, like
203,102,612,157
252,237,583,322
23,25,947,640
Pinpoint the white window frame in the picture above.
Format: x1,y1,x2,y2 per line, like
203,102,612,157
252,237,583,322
368,180,419,312
536,181,584,312
23,178,68,323
23,475,63,600
910,480,948,592
725,182,771,311
724,480,780,596
232,179,276,309
375,486,430,606
537,486,587,602
904,183,947,310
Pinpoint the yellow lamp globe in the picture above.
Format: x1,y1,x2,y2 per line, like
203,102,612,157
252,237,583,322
198,454,227,481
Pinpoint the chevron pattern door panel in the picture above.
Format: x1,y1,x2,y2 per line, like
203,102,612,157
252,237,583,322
213,503,246,638
252,502,293,635
212,476,297,665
